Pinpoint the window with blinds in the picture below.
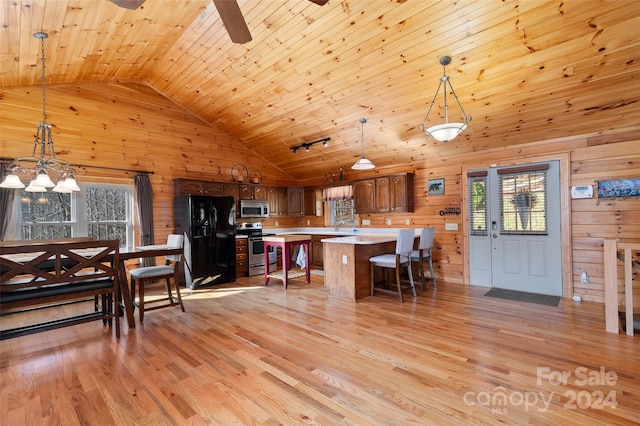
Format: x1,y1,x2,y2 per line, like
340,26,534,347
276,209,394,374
498,166,548,235
468,172,488,236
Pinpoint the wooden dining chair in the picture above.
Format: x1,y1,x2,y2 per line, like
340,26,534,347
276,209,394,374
369,228,417,302
411,227,437,291
129,234,185,322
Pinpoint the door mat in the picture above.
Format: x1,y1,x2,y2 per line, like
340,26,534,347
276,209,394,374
484,288,561,307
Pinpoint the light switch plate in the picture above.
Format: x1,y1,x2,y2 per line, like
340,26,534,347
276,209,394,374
362,219,371,226
445,223,458,231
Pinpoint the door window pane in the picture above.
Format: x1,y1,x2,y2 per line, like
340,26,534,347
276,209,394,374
468,176,487,236
499,170,547,234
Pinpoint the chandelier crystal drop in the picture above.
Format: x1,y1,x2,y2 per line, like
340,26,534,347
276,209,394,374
0,32,79,192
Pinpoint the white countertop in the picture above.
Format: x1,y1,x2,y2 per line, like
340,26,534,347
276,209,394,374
320,235,399,245
265,227,420,237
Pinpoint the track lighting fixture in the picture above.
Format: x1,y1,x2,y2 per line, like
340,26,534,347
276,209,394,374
290,137,330,154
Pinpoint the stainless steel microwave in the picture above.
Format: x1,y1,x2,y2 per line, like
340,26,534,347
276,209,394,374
240,200,269,218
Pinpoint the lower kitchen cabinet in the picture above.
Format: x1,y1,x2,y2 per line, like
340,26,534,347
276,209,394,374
235,237,248,277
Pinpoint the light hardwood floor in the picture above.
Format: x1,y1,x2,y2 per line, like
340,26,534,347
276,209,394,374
1,274,638,425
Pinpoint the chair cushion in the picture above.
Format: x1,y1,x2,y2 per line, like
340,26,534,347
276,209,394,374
410,249,431,261
369,254,410,268
129,265,175,279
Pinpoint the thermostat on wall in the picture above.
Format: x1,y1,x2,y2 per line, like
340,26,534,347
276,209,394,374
571,185,593,199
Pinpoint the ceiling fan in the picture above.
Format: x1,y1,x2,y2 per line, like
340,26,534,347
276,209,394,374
109,0,329,44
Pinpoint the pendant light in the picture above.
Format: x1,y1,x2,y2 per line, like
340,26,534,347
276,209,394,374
0,32,79,191
418,56,471,142
351,118,375,170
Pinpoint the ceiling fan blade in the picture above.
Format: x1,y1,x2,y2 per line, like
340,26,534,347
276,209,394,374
109,0,146,10
213,0,252,44
308,0,329,5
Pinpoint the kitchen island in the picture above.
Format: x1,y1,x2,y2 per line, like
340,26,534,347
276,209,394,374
321,235,400,301
263,234,311,289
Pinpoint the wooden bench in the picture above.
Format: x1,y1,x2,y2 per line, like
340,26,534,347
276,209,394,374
0,239,120,340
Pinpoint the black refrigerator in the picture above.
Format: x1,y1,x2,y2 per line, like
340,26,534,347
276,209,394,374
174,195,236,289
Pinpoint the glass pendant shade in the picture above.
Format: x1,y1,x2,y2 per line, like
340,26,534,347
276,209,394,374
25,180,47,192
34,171,56,187
0,173,26,189
52,180,73,193
62,176,80,191
425,122,468,142
351,157,375,170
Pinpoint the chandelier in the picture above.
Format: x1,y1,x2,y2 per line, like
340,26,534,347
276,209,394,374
351,118,375,170
0,32,79,193
418,56,471,142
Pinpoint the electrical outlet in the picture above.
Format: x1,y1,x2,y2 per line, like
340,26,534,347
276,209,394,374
581,272,589,284
387,219,392,226
362,219,371,226
275,221,279,227
306,220,310,225
342,255,348,264
405,218,411,225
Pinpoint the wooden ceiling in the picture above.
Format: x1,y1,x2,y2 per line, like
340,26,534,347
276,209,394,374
2,0,639,181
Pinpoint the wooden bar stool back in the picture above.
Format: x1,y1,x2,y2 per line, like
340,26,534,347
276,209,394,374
129,234,185,322
411,227,437,291
369,229,417,302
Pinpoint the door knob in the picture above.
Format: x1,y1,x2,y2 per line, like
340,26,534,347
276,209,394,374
492,234,498,238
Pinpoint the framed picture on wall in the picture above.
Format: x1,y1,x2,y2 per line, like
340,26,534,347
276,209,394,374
597,178,640,199
427,178,445,195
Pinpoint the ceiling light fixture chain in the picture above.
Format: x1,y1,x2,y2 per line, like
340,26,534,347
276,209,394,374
351,118,375,170
418,56,472,142
0,32,80,193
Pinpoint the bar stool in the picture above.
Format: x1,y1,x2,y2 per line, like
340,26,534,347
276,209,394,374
411,227,437,291
369,229,416,302
129,234,185,322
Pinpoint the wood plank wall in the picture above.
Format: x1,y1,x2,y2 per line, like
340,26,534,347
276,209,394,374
1,83,638,303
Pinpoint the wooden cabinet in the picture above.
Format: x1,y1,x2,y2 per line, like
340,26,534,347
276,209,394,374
267,186,288,216
240,184,267,200
375,174,414,213
304,187,319,216
354,179,376,213
311,234,331,269
288,187,304,216
174,179,224,196
389,173,413,213
235,237,248,277
224,184,240,217
354,173,414,214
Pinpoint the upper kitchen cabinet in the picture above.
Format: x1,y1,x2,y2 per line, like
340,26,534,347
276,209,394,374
354,173,414,214
174,179,224,196
354,179,376,214
224,184,240,217
288,187,305,216
240,184,267,201
376,173,414,213
267,186,288,216
304,187,321,216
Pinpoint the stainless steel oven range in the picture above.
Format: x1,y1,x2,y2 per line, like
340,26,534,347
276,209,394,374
235,222,277,276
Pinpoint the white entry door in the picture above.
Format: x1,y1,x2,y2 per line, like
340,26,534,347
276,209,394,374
469,161,563,296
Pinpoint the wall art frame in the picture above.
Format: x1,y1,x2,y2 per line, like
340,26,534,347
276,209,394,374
596,178,640,199
427,178,445,196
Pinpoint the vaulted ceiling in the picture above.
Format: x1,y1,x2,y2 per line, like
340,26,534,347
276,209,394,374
2,0,639,181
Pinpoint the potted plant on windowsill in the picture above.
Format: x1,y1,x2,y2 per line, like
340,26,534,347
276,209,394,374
511,189,537,229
